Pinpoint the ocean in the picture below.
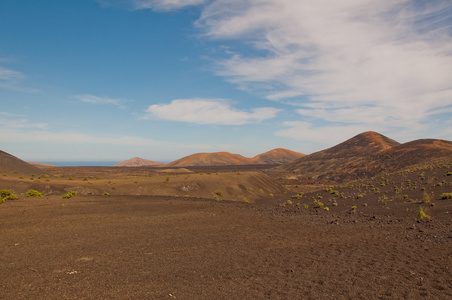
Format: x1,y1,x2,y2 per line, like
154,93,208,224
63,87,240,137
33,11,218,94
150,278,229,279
36,161,121,167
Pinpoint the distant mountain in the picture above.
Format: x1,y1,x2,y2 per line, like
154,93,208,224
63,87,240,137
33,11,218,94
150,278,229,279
0,150,50,175
114,157,164,167
251,148,305,164
277,131,452,182
165,152,251,167
165,148,304,167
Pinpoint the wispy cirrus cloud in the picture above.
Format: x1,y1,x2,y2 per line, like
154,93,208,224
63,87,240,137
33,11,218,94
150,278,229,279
74,94,127,109
194,0,452,139
143,98,280,125
0,112,48,130
96,0,206,11
0,66,24,81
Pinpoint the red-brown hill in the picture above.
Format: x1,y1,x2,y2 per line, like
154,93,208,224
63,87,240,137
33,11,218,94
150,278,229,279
375,139,452,168
165,152,252,167
114,157,164,167
165,148,304,167
251,148,305,164
0,150,51,176
277,131,452,182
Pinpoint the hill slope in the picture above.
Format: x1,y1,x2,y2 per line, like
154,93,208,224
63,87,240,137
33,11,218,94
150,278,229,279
251,148,305,164
278,131,452,182
165,148,304,167
114,157,164,167
165,152,251,167
0,150,50,175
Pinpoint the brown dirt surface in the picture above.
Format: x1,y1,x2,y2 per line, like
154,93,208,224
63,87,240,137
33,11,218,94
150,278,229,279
1,162,452,299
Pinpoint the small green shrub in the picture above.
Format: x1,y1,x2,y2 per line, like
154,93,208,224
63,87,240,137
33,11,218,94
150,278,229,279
351,205,357,212
291,192,304,199
103,191,110,196
62,191,77,199
26,190,43,197
417,206,431,220
0,189,18,201
304,204,309,209
441,193,452,199
243,198,250,203
422,191,430,203
215,190,223,197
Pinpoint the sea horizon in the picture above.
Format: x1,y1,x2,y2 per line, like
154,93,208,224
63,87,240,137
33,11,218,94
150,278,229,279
35,161,121,167
35,161,172,167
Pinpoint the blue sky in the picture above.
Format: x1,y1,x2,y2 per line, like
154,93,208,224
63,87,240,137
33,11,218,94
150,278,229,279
1,0,451,164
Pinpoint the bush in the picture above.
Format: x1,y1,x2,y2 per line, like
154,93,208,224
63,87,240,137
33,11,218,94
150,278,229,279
26,190,43,197
62,191,77,199
0,189,18,200
441,193,452,199
417,206,431,220
291,192,304,199
422,191,430,203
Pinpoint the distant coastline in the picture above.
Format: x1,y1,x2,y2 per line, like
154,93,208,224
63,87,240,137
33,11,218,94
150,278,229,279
34,161,172,167
35,161,121,167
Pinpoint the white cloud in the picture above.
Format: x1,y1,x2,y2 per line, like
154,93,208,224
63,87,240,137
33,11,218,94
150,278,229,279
0,112,48,130
0,66,24,81
0,123,242,161
133,0,205,10
74,94,126,109
276,121,370,147
143,98,280,125
96,0,205,11
195,0,452,137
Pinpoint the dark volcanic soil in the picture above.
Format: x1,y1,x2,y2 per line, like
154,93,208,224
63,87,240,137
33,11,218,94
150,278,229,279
1,162,451,299
1,194,451,299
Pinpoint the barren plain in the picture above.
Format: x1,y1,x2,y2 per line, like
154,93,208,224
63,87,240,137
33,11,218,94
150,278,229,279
1,132,451,299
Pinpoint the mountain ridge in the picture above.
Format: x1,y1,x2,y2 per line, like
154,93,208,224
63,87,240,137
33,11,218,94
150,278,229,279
278,131,452,182
164,148,305,167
